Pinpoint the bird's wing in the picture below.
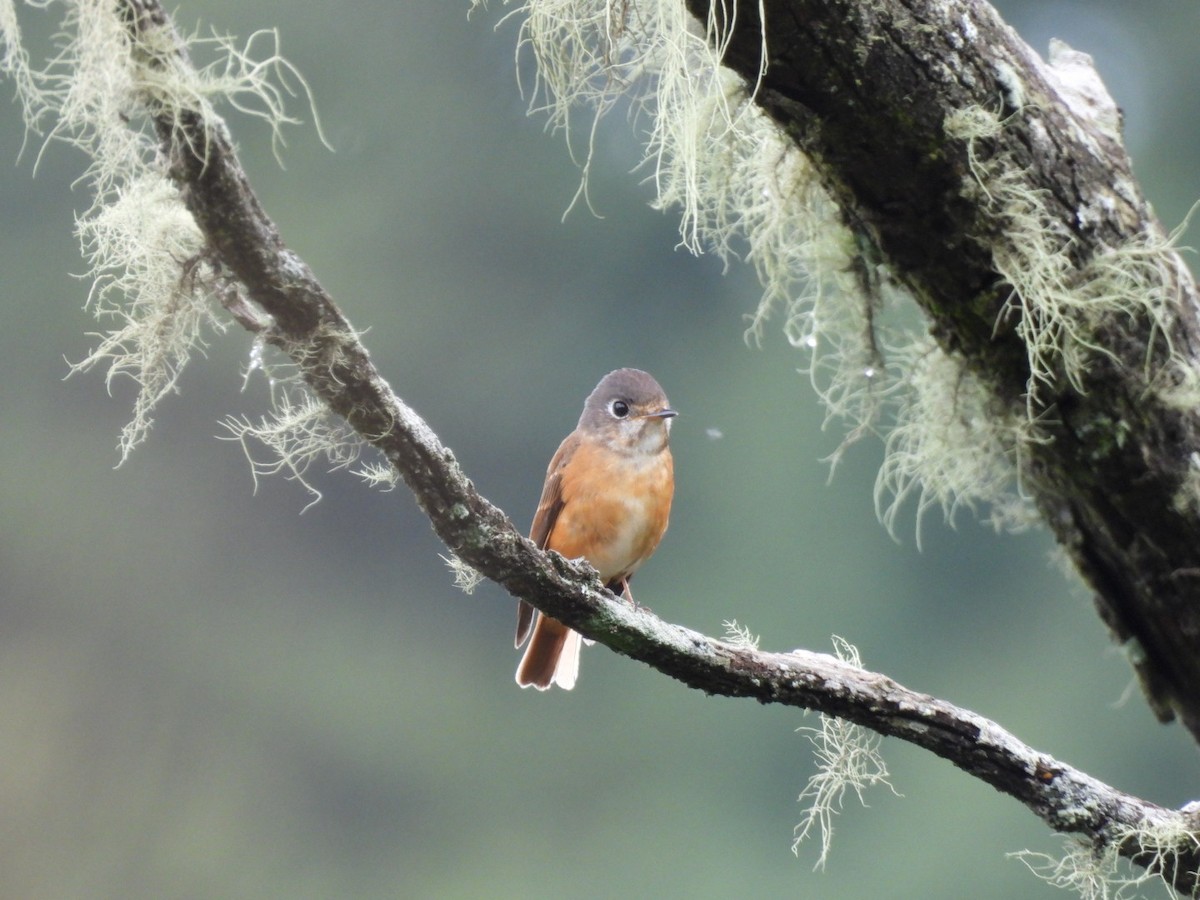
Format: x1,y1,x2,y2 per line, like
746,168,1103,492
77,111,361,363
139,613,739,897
515,433,577,647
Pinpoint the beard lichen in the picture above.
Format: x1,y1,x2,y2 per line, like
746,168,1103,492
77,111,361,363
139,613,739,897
2,0,327,464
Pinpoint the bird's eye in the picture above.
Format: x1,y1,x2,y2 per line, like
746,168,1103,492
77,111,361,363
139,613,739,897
611,399,630,418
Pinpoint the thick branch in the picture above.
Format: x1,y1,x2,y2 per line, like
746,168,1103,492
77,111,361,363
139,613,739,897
687,0,1200,741
110,1,1200,891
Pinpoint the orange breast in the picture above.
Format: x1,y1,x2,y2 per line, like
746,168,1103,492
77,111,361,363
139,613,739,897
546,439,673,584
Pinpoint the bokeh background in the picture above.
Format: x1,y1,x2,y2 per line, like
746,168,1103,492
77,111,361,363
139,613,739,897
2,1,1198,897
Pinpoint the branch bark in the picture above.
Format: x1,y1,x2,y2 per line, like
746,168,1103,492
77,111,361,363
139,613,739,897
110,0,1199,893
689,0,1200,742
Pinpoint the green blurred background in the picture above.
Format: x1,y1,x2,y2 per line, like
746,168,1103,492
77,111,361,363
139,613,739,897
1,1,1198,897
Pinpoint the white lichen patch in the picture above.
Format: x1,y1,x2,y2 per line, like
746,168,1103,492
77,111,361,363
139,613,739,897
874,338,1037,540
220,387,366,511
722,619,760,649
948,105,1191,416
792,636,898,868
0,0,42,129
442,552,484,594
1171,452,1200,517
353,460,400,491
1011,838,1132,900
1045,39,1121,144
1011,811,1199,900
71,173,219,459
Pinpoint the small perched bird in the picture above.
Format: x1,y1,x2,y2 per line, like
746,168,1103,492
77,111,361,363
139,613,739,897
515,368,676,690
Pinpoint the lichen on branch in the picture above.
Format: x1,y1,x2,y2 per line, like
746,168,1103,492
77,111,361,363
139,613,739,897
1,0,325,459
5,1,1200,896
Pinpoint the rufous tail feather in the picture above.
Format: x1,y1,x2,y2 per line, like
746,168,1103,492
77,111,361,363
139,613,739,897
516,615,581,690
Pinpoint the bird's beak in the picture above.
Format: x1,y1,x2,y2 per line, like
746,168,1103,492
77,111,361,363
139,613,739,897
643,407,677,419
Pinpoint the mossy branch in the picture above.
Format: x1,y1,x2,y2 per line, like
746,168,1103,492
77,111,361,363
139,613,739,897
682,0,1200,747
91,1,1200,893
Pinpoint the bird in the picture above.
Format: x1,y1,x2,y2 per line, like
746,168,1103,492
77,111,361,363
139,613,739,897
515,368,676,690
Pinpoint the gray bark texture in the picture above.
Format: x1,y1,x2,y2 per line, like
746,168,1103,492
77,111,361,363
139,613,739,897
689,0,1200,742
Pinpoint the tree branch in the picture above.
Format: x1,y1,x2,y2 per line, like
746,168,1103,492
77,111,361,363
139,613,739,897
100,0,1200,892
687,0,1200,742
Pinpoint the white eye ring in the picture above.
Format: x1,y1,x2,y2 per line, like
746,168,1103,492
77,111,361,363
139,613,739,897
610,399,630,418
